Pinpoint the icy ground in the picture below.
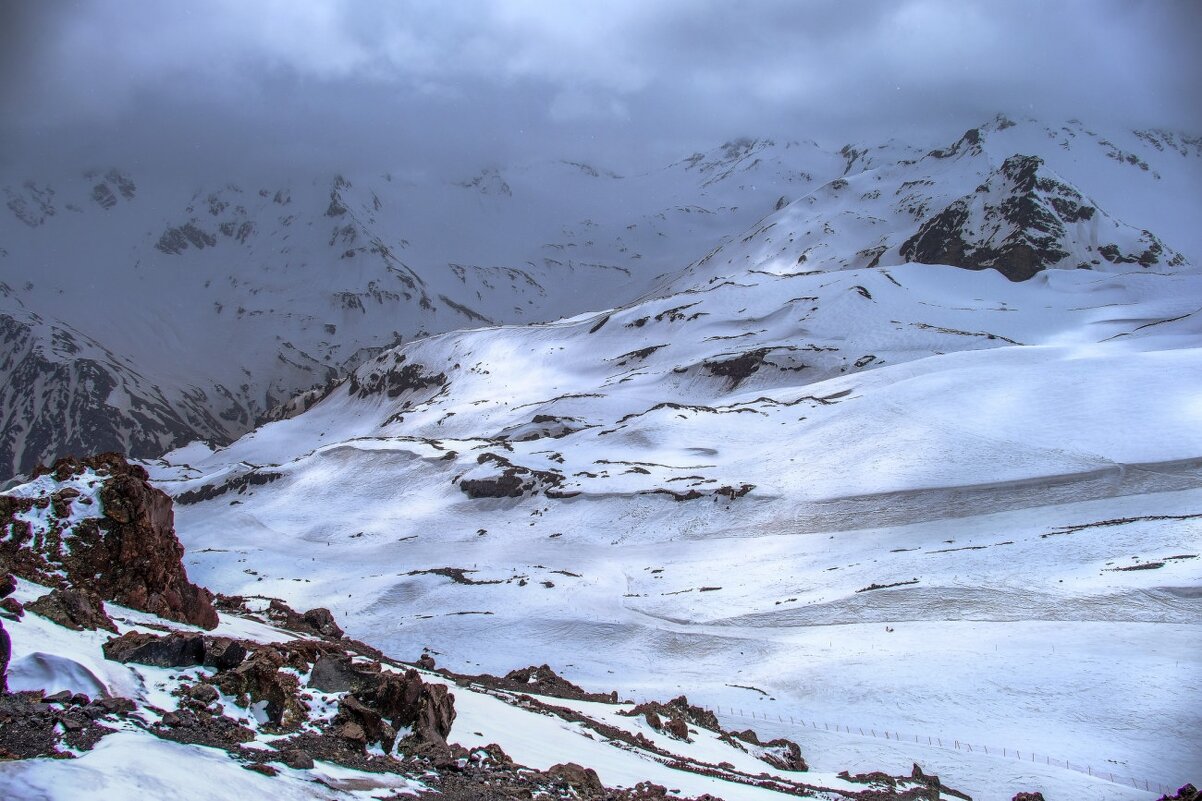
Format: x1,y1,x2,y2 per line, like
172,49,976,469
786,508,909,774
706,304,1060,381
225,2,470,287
1,574,927,801
147,242,1202,800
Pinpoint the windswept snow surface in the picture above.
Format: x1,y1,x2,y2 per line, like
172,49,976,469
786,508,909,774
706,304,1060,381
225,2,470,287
150,224,1202,800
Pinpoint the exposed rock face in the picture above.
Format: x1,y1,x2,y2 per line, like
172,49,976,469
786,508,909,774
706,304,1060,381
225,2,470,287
621,695,721,733
352,667,456,749
900,154,1181,281
547,762,605,798
155,221,217,255
24,588,117,633
347,354,446,400
0,689,134,758
1012,793,1047,801
103,631,207,667
457,452,566,499
1158,785,1200,801
0,573,14,693
728,728,810,772
1,454,218,629
264,598,343,639
0,312,211,479
456,663,618,704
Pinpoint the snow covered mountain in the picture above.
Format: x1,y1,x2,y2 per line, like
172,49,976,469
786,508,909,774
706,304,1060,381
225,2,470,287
110,116,1202,798
0,139,842,479
4,115,1198,481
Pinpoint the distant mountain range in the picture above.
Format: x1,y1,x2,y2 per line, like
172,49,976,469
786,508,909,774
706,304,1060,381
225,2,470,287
1,115,1198,479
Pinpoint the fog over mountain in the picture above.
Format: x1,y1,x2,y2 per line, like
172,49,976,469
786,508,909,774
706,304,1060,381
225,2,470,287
2,0,1200,178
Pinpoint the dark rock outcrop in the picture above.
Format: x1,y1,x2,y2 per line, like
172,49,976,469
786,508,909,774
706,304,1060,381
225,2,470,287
455,663,618,704
458,453,565,499
1159,785,1200,801
547,762,605,798
0,573,13,693
103,631,206,667
2,454,218,629
264,598,343,639
203,637,248,671
621,695,721,733
25,587,117,632
0,689,132,758
900,153,1180,281
1012,793,1046,801
213,647,307,729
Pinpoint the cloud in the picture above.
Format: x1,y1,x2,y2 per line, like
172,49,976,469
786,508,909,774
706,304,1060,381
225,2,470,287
1,0,1198,178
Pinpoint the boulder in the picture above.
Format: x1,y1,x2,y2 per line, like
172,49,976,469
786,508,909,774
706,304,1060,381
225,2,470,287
265,599,343,638
25,588,118,633
278,748,314,770
203,637,248,671
0,597,24,620
369,668,455,747
1158,786,1200,801
308,652,369,694
664,716,690,741
759,737,808,772
103,631,205,667
301,608,343,639
547,763,605,799
335,693,396,752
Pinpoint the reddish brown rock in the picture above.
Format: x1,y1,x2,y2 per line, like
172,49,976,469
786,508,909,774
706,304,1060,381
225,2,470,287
25,587,118,633
265,599,343,639
547,763,605,799
103,631,205,667
0,574,12,693
664,716,690,741
0,616,8,694
0,597,24,620
759,737,808,772
3,454,218,629
1012,793,1046,801
214,647,307,729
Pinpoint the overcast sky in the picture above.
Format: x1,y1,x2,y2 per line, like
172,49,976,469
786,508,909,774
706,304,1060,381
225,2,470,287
1,0,1199,179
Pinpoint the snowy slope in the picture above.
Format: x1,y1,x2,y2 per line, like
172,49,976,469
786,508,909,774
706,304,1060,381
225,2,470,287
0,562,952,801
4,115,1198,480
0,140,841,478
136,121,1202,799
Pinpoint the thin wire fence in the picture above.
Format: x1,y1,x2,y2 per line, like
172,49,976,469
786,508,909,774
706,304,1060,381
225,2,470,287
684,702,1174,797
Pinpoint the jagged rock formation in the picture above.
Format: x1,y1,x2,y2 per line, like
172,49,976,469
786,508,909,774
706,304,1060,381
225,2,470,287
0,453,217,628
24,587,117,633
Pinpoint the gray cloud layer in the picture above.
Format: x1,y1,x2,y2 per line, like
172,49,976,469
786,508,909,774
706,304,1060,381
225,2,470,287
2,0,1199,178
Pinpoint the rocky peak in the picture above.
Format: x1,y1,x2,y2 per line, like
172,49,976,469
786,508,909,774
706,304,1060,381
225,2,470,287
900,153,1184,280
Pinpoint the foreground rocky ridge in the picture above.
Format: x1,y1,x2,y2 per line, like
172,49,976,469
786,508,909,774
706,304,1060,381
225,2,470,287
0,455,1003,800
